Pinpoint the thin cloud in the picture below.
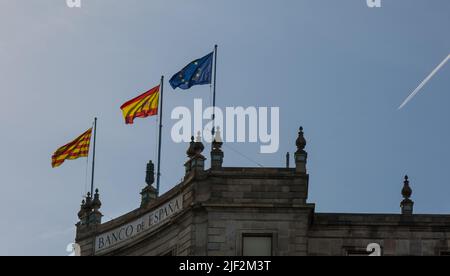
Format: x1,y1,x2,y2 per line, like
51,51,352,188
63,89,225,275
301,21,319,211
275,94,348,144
399,54,450,110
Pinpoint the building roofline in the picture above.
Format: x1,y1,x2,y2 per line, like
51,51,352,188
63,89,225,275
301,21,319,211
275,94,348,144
313,212,450,226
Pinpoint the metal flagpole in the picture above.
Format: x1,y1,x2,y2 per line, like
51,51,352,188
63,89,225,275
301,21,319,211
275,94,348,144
212,45,218,138
90,117,97,196
156,76,164,196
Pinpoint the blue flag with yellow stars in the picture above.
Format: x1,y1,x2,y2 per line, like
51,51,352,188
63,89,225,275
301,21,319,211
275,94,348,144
169,52,213,90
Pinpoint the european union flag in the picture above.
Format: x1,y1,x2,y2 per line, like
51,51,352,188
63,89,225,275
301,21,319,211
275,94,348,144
169,52,213,90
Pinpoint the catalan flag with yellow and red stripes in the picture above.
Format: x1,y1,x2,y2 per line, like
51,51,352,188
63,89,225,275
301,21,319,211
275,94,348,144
120,85,160,124
52,128,93,168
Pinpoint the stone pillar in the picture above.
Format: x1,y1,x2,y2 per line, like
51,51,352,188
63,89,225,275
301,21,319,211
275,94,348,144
77,198,88,227
294,127,308,174
77,192,92,228
401,175,414,215
184,133,206,179
76,190,103,228
211,128,224,170
141,161,158,207
90,189,103,225
75,190,103,256
185,136,196,175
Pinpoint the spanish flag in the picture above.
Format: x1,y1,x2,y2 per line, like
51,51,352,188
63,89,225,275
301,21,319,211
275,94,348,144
120,85,160,124
52,128,93,168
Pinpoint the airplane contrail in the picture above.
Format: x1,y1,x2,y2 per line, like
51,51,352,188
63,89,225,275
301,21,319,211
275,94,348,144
398,54,450,110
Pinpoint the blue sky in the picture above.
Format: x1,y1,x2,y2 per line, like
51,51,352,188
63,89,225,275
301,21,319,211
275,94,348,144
0,0,449,255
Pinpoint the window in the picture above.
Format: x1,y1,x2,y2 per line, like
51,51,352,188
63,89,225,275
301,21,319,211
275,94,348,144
242,235,273,256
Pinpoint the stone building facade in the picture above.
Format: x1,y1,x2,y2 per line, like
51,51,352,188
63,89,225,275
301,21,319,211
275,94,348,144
75,128,450,256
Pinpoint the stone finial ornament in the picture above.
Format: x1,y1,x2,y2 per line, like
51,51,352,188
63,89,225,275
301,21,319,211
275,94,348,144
92,189,102,211
402,175,412,200
296,127,306,152
294,126,308,174
78,199,86,220
146,160,155,186
187,136,196,157
212,127,223,151
401,175,414,215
